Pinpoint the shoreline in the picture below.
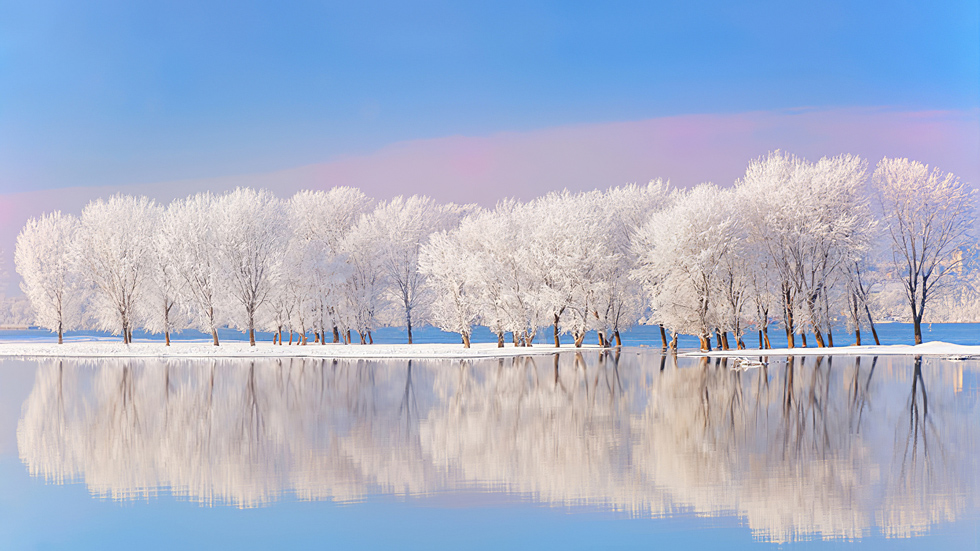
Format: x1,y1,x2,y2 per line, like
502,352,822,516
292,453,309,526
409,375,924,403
0,340,605,359
0,339,978,360
682,341,980,358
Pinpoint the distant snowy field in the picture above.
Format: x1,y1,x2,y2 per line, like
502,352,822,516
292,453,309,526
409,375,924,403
0,340,594,359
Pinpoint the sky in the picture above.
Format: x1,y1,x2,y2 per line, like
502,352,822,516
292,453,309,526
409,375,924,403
0,0,978,287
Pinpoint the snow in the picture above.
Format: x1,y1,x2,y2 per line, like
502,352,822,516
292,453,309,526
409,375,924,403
3,338,979,359
686,340,980,358
0,340,601,359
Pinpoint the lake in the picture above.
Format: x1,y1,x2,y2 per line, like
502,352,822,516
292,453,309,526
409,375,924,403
0,351,977,549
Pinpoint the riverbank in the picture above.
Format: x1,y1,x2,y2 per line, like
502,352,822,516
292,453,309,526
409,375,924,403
684,341,980,359
0,340,601,359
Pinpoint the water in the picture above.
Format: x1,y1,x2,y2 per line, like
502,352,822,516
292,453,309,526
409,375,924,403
0,352,977,549
3,320,978,348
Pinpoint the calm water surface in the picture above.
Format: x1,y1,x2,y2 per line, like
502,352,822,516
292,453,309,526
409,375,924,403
0,352,977,549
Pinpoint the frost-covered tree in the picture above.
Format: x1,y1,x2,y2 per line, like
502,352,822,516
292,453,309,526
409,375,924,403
215,188,287,346
456,201,539,346
541,190,610,347
361,196,467,344
15,212,84,343
282,188,371,345
594,181,673,347
872,158,976,344
796,154,874,347
341,221,386,344
713,190,751,350
842,252,884,346
634,184,736,351
141,202,184,345
76,195,157,343
738,152,810,347
738,151,873,348
519,191,605,347
419,230,480,347
169,193,225,345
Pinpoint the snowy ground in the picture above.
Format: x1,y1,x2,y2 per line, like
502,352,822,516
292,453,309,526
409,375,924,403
0,340,604,359
2,339,979,359
684,341,980,359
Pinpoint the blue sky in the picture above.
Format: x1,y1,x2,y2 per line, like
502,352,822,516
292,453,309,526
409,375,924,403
0,0,977,194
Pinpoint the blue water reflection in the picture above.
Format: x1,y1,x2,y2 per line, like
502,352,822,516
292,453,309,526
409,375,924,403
1,353,978,549
3,320,980,348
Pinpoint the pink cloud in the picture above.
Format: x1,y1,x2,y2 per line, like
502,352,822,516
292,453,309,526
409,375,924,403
1,106,977,291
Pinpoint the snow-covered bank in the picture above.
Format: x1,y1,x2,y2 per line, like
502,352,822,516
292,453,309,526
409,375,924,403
685,341,980,358
0,340,601,359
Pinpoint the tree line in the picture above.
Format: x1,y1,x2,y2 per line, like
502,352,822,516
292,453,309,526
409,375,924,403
15,152,976,349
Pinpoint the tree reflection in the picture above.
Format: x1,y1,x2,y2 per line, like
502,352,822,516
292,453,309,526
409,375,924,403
15,353,979,542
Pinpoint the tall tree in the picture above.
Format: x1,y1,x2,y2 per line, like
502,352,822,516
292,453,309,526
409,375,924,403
15,211,85,343
634,184,736,351
170,193,224,346
76,195,157,343
419,230,480,347
216,188,287,346
872,158,976,344
141,202,184,345
361,196,467,344
287,187,372,344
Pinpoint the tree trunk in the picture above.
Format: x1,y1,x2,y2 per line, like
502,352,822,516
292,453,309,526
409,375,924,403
212,328,220,346
763,328,771,349
368,331,373,344
698,335,709,352
715,329,724,350
721,332,730,350
165,331,170,346
314,331,320,344
783,286,796,348
58,322,63,345
407,324,414,345
462,332,471,348
346,329,352,345
827,327,834,347
659,325,668,350
614,330,622,347
597,332,605,347
813,327,826,348
553,313,561,347
288,330,294,345
669,333,678,351
758,330,764,349
574,331,585,348
333,326,340,343
854,327,862,346
801,333,808,347
249,327,256,346
497,332,505,348
913,315,923,345
865,305,880,345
